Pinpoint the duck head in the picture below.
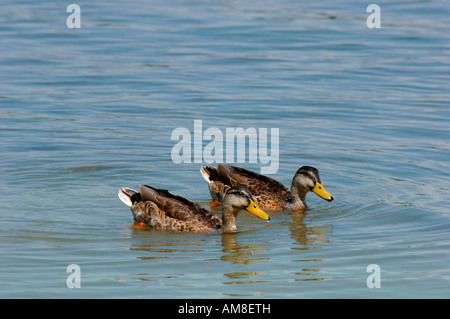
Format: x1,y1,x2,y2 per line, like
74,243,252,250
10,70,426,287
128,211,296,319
291,166,334,203
221,186,270,232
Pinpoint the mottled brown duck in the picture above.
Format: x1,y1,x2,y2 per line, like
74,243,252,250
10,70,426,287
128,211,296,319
118,184,270,233
200,164,334,212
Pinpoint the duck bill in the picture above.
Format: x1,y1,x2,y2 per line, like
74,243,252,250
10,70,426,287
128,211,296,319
245,200,270,220
313,182,334,202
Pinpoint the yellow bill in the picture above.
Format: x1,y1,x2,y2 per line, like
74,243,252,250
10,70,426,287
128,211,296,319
245,200,270,220
313,182,334,202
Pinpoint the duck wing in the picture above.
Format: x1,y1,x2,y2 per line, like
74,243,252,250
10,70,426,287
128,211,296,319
216,164,291,209
200,165,231,201
217,164,288,193
139,184,222,229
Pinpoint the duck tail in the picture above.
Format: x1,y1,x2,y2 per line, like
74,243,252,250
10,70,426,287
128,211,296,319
118,187,139,207
200,165,218,184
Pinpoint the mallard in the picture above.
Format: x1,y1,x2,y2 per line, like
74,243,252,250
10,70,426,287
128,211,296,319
200,164,334,212
118,184,270,233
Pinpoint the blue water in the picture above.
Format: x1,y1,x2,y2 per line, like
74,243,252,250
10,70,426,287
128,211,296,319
1,0,449,299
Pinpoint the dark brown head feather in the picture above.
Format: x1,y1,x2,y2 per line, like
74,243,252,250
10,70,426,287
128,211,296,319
296,166,321,184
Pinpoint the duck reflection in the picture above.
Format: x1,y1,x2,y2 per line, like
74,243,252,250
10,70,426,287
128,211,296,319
288,211,308,245
288,209,332,282
220,232,269,264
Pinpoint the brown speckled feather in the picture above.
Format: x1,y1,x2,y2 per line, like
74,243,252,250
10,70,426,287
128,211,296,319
207,181,230,202
129,185,222,232
204,164,291,211
132,201,219,232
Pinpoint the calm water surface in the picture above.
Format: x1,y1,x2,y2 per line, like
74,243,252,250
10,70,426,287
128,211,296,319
1,1,449,298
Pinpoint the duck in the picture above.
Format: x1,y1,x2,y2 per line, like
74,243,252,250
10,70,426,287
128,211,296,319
200,164,334,212
118,184,270,233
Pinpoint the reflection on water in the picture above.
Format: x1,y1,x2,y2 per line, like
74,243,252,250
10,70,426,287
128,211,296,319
123,209,333,288
223,271,271,285
289,211,333,248
288,212,309,246
221,233,269,265
288,211,331,282
294,272,326,282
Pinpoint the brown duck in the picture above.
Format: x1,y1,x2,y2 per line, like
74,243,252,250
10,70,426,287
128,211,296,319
118,184,270,233
200,164,334,212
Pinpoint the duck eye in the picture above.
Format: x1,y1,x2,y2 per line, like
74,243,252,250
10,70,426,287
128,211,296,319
216,224,222,229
